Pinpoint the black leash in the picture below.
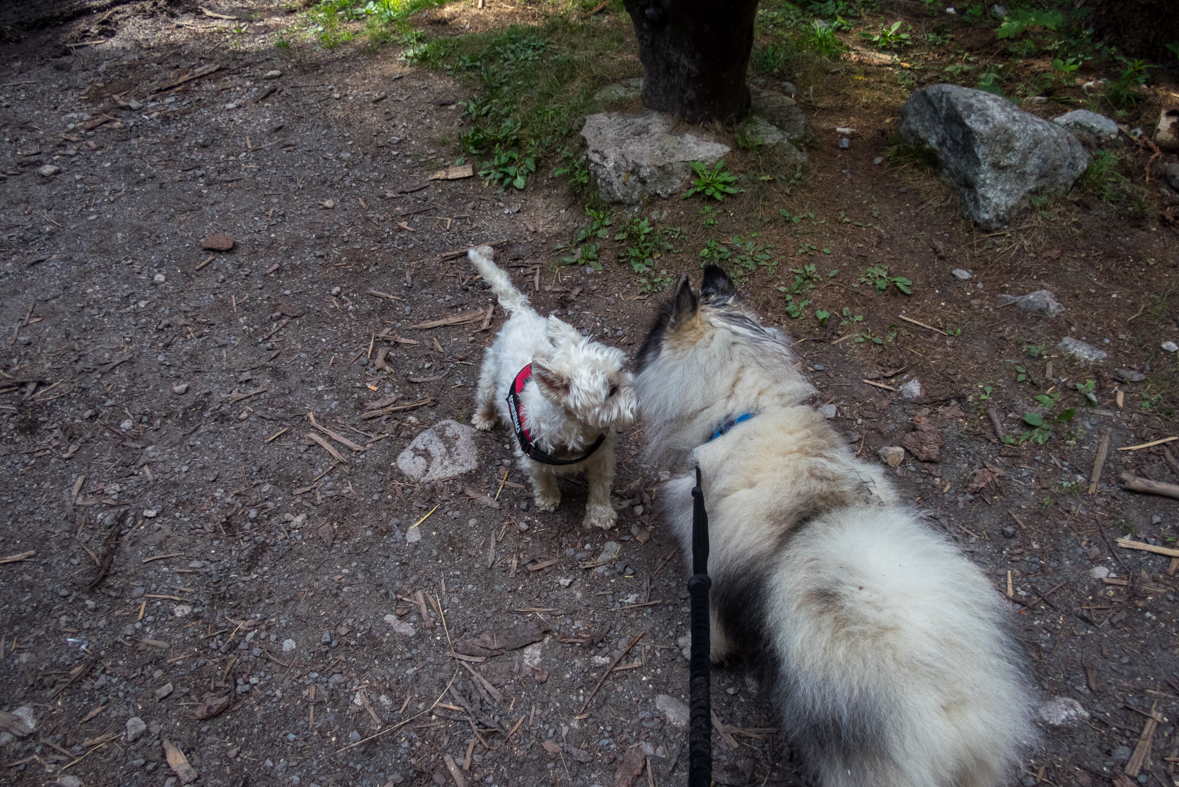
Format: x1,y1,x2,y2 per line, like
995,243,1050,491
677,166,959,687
687,466,712,787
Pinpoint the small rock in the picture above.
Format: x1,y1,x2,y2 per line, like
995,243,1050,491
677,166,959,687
817,404,837,419
282,639,296,652
405,527,422,544
155,683,173,700
837,137,850,149
1038,696,1089,726
173,604,192,617
1090,566,1110,579
1053,109,1118,139
383,615,415,637
1112,744,1132,763
1113,369,1145,383
594,541,622,575
263,70,282,79
878,446,905,467
952,268,972,280
58,776,83,787
143,509,157,518
153,273,166,284
998,289,1064,317
899,379,924,399
126,716,147,742
0,705,35,744
120,419,134,431
873,156,883,164
173,382,189,395
202,234,235,251
655,694,690,730
1162,341,1178,353
39,164,61,177
1001,525,1016,539
1059,337,1107,363
396,420,480,482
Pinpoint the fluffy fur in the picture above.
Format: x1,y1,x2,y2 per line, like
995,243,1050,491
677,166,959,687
636,265,1034,787
469,246,637,530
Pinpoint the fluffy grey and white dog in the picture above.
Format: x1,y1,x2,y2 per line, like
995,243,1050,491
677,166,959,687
636,265,1034,787
469,246,637,530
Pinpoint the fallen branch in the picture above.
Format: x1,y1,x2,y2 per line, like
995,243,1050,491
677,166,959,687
1118,472,1179,500
1117,537,1179,559
1089,433,1111,495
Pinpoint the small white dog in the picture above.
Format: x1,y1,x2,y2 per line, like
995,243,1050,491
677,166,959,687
468,246,637,529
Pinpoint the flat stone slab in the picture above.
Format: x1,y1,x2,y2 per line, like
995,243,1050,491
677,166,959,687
396,420,478,482
581,110,731,205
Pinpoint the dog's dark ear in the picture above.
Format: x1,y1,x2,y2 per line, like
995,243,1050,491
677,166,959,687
531,359,570,400
668,274,698,328
700,264,737,303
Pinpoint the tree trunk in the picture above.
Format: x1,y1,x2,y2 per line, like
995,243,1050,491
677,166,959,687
623,0,760,125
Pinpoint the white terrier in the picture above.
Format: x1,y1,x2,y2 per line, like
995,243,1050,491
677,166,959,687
468,246,636,530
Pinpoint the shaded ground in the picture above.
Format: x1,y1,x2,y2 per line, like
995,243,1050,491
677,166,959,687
1,2,1178,787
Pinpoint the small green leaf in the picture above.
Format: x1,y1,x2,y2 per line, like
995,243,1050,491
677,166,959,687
1055,407,1075,423
1023,412,1044,427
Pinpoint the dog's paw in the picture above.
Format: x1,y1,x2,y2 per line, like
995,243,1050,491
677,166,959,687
533,491,561,512
472,411,497,431
583,505,617,531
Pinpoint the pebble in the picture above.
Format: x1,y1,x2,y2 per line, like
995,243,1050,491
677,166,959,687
817,404,837,419
899,378,924,399
155,683,173,700
952,269,972,280
384,615,415,637
1038,696,1089,726
878,446,905,467
873,156,883,165
202,234,235,251
283,639,296,652
120,419,134,431
405,527,421,544
655,694,689,730
1001,525,1016,538
39,164,61,177
153,273,166,284
125,716,147,742
837,137,850,149
1162,341,1178,353
172,382,189,395
58,777,83,787
263,70,282,79
1090,566,1110,579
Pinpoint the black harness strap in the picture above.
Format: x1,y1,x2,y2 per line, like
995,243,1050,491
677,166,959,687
505,363,606,466
687,465,712,787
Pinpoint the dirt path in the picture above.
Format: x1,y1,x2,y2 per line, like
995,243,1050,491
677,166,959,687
1,2,1178,786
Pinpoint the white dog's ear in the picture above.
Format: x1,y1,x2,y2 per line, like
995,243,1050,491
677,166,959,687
545,316,581,347
531,359,570,400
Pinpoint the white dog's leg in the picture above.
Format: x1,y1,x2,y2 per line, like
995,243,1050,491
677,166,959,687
708,607,736,663
583,450,617,530
472,358,498,431
526,461,561,511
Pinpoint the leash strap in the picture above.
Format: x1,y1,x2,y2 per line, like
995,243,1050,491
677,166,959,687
505,364,606,466
688,465,712,787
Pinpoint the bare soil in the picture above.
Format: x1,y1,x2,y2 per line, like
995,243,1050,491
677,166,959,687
2,2,1179,787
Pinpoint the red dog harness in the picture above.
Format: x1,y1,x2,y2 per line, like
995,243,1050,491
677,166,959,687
505,364,605,466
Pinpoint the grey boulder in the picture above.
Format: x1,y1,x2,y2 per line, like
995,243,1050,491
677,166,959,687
581,110,730,205
396,420,479,482
899,85,1089,229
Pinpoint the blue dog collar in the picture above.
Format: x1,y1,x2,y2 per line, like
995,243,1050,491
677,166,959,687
710,412,755,441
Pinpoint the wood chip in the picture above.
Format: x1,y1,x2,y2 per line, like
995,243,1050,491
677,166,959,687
1125,703,1162,777
443,753,467,787
1118,436,1179,451
163,739,200,784
861,378,897,391
309,415,366,452
1089,432,1111,495
360,399,431,419
1117,538,1179,559
156,64,221,93
307,432,348,464
408,309,487,330
429,164,475,181
201,233,235,251
1118,472,1179,500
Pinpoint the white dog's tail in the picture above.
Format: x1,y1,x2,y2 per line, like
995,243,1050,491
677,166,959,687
469,245,529,316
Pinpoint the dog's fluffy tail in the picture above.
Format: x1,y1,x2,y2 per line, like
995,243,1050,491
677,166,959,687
765,507,1034,787
469,245,530,316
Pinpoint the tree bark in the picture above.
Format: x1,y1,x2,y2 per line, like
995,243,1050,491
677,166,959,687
623,0,760,125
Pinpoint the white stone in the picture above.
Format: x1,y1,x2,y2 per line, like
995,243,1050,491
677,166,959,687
952,268,972,280
282,639,296,652
878,446,905,467
1089,566,1110,579
38,164,61,177
396,420,479,482
263,70,282,79
817,404,837,419
1162,341,1178,353
125,716,147,742
655,694,690,730
173,604,192,617
581,111,731,205
383,615,415,637
1058,337,1107,364
899,379,924,399
1053,109,1118,139
1038,696,1089,726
